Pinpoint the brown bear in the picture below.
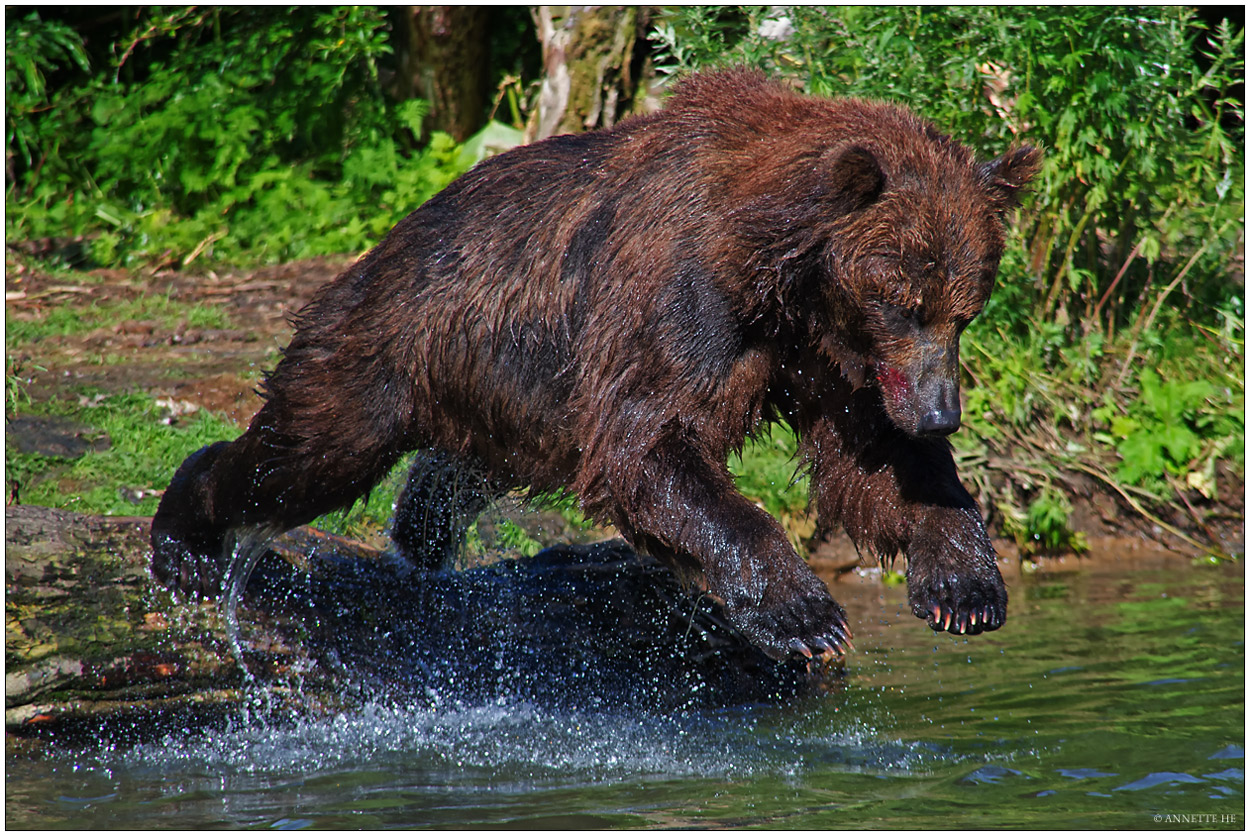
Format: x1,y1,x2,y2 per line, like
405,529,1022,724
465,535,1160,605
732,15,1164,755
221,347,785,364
151,69,1040,660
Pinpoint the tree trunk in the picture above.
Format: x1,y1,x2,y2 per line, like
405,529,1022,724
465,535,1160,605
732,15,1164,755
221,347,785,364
392,6,490,142
6,505,831,741
530,6,658,141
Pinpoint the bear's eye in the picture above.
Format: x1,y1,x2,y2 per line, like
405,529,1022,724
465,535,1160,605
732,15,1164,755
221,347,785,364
883,302,921,329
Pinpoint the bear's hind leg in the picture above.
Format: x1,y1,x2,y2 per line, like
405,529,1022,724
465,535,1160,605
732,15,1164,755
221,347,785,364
390,451,496,571
151,390,411,598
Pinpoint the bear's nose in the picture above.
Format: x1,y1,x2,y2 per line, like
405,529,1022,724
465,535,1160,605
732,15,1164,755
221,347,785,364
918,408,961,436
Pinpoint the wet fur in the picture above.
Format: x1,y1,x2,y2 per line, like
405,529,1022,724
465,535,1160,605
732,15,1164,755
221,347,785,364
151,70,1040,658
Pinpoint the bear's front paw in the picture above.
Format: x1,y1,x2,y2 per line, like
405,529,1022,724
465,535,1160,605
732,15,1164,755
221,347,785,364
907,562,1007,636
905,506,1008,636
723,587,852,662
150,533,229,598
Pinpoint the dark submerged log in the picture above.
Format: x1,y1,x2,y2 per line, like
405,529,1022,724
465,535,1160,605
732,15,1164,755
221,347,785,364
6,505,836,742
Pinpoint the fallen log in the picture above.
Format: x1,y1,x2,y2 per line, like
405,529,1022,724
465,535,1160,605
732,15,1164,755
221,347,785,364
6,505,835,742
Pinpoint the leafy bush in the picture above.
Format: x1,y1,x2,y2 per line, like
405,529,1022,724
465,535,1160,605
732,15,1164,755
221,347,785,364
1105,369,1215,485
999,485,1088,558
6,7,471,267
5,11,90,173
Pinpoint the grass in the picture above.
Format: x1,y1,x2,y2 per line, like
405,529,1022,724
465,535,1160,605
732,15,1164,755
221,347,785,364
312,452,417,544
7,392,240,516
6,292,232,345
729,422,814,552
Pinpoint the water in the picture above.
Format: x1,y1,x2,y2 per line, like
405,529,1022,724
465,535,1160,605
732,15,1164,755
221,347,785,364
6,554,1243,829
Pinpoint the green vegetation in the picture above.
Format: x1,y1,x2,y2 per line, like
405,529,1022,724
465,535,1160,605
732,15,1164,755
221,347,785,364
6,7,472,267
7,393,239,516
6,292,231,344
728,424,813,551
5,7,1243,557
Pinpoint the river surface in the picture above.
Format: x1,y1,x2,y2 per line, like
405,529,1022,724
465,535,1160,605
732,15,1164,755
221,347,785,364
5,551,1244,829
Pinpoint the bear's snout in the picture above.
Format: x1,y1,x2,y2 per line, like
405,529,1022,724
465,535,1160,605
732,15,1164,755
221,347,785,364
914,358,962,436
876,336,963,438
917,406,961,436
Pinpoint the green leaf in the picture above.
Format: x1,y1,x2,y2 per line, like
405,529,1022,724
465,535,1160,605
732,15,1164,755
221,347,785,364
1117,432,1166,483
1159,424,1198,467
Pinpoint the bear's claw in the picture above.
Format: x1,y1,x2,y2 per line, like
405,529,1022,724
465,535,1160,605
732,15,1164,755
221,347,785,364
788,638,814,659
906,526,1008,637
726,593,853,662
797,632,852,661
919,592,1005,636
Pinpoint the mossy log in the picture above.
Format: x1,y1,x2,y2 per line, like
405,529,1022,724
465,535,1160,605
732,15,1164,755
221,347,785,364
6,505,832,741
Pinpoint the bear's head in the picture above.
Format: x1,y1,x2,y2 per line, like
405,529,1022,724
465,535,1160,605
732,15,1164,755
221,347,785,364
813,142,1042,439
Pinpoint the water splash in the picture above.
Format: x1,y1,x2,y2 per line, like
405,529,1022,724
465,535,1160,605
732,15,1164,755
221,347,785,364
102,696,924,785
221,525,280,671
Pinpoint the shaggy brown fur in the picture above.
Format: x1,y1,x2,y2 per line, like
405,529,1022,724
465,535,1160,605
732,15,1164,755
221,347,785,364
152,69,1040,660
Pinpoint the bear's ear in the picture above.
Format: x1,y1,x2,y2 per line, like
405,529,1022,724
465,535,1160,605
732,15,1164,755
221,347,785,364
826,144,885,212
979,145,1042,208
